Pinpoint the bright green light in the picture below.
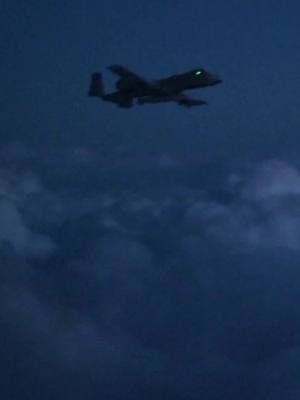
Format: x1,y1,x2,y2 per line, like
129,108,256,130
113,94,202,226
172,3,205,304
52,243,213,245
195,70,203,75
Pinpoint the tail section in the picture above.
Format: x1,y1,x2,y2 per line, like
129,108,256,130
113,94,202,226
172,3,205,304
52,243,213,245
88,72,104,97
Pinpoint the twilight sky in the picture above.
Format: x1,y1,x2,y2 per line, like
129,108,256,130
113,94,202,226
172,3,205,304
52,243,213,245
1,1,300,399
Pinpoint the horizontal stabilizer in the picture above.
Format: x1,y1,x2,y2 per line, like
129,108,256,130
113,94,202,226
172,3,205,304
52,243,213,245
88,73,104,97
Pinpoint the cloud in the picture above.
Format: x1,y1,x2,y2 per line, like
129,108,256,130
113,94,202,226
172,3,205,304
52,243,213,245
242,160,300,201
0,239,168,399
0,168,56,257
1,149,300,399
0,169,40,202
185,160,300,251
0,198,55,257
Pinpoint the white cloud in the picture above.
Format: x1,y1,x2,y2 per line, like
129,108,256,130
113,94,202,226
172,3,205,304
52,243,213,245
0,199,55,257
185,160,300,251
242,160,300,201
0,170,55,257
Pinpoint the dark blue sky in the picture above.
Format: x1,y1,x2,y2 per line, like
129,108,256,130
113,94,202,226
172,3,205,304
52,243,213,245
1,1,300,399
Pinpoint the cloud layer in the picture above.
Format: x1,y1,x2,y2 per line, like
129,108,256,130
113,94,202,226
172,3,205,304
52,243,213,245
1,150,300,399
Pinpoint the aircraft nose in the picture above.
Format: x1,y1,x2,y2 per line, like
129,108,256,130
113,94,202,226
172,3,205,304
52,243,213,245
209,74,222,84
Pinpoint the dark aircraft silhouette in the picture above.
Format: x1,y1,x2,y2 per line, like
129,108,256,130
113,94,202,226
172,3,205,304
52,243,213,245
88,65,222,108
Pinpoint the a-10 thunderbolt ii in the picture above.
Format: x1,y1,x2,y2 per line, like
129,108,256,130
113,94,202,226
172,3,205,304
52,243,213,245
88,65,222,108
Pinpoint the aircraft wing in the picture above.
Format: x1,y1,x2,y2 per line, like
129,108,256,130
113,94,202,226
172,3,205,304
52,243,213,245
108,65,149,85
137,93,207,107
175,94,207,107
